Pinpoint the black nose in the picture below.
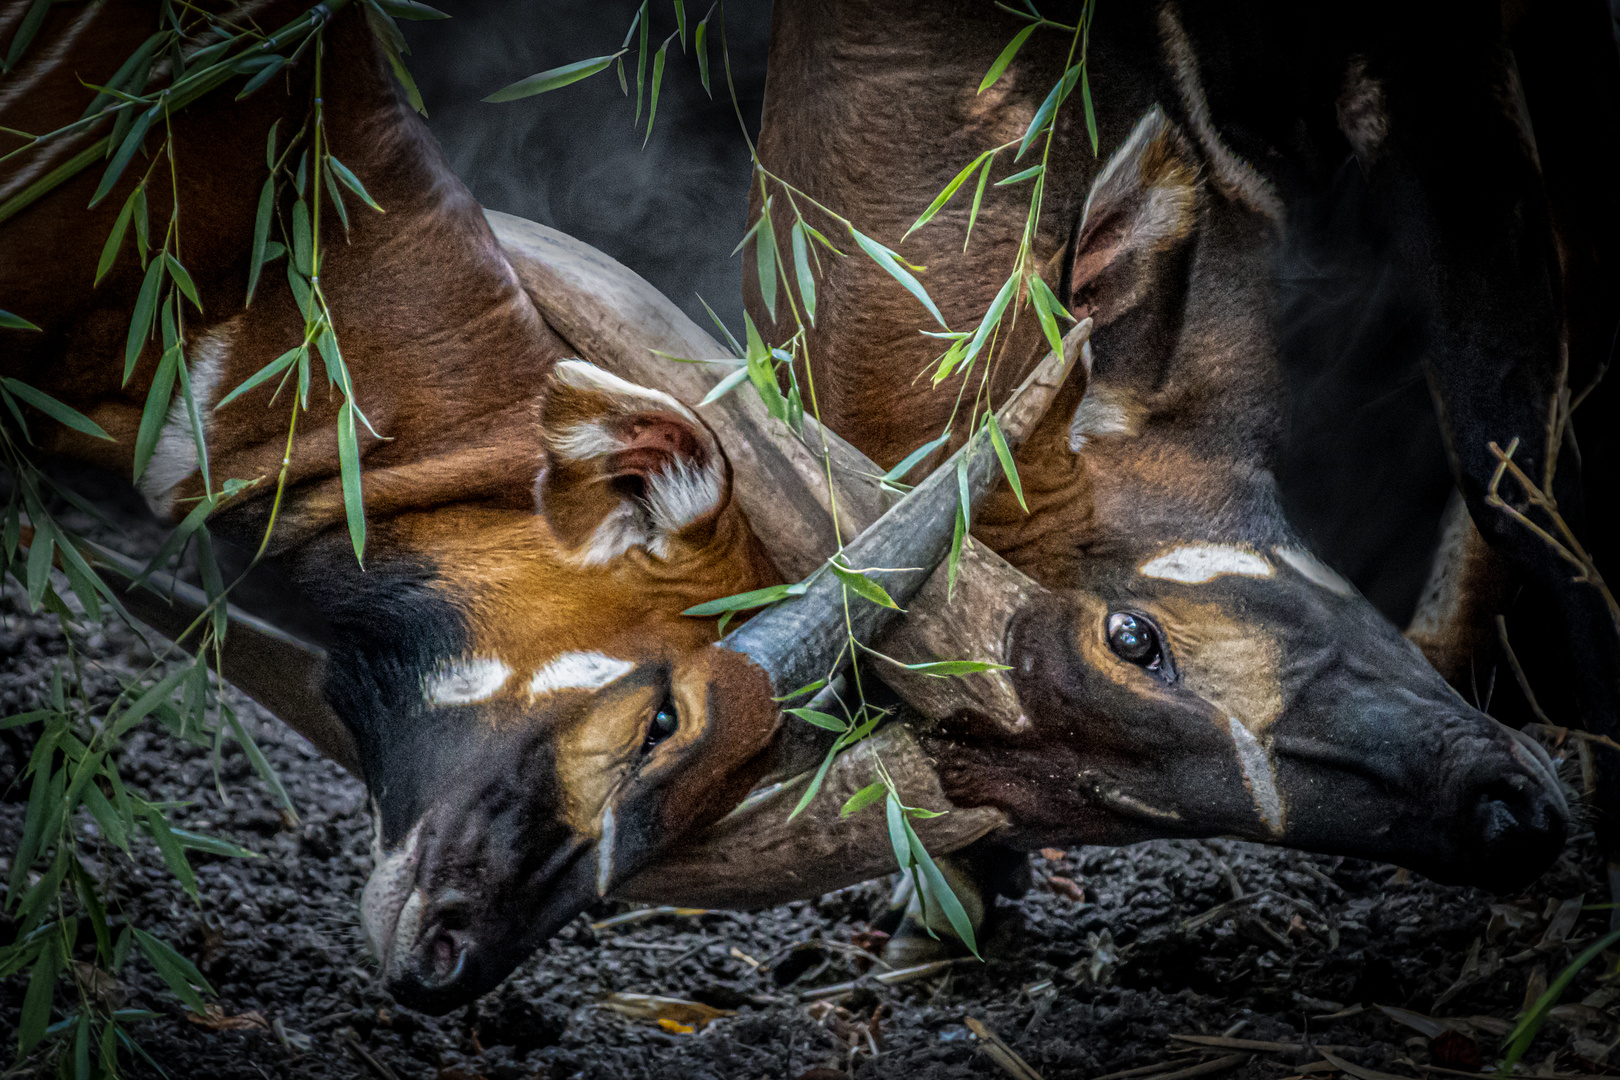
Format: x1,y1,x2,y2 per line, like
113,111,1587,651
1454,739,1568,892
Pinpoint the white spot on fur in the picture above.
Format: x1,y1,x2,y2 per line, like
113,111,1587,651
361,820,422,963
528,651,634,699
1337,56,1388,167
1068,386,1140,451
423,656,512,707
138,324,230,519
1228,716,1285,836
596,806,616,897
1274,547,1355,597
1140,544,1274,584
1158,5,1285,222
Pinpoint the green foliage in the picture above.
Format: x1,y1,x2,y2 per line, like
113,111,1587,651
0,1,428,1069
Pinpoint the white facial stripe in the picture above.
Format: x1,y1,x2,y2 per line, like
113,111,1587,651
1274,547,1355,597
528,651,634,698
1228,717,1285,837
139,323,230,519
423,656,512,707
595,805,616,897
1139,544,1274,584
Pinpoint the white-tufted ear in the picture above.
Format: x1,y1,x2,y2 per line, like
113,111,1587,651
537,360,728,564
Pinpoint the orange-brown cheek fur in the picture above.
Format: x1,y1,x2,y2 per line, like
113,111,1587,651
403,501,778,714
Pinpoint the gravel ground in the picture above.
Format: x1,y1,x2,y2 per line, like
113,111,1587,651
0,473,1611,1080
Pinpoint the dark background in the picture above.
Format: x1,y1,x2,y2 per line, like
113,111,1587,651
400,1,773,335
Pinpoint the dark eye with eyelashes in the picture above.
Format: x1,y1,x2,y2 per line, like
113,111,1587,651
1106,612,1174,680
642,695,679,752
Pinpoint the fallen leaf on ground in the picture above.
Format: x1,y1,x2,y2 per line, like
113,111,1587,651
1428,1030,1482,1072
1047,875,1085,902
1040,848,1066,861
187,1004,269,1031
658,1018,696,1034
601,992,732,1029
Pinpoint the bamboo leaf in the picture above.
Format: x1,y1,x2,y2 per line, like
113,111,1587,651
0,380,113,441
790,220,817,325
906,817,980,955
850,228,947,329
327,155,383,212
947,459,969,597
3,0,52,75
235,55,285,99
695,7,712,96
0,308,41,331
963,152,993,251
337,399,367,565
952,271,1017,379
645,40,667,145
17,938,61,1058
840,781,887,818
89,102,160,210
1029,275,1069,358
755,202,778,322
1081,65,1098,154
291,199,312,277
978,23,1037,93
697,364,751,407
132,928,210,1014
246,177,275,305
787,743,838,822
106,666,188,742
170,828,261,859
683,580,803,617
322,164,351,235
83,784,129,853
216,346,299,410
893,658,1012,677
635,0,649,123
986,410,1028,512
1502,927,1620,1067
142,806,197,902
165,254,202,312
743,312,788,421
883,432,951,484
995,163,1043,187
905,150,991,239
1017,63,1081,160
828,560,901,611
123,256,165,382
885,793,913,872
484,52,622,102
674,0,687,48
25,519,54,610
131,333,179,482
95,188,139,285
223,704,294,818
376,0,449,17
132,185,149,261
784,707,848,732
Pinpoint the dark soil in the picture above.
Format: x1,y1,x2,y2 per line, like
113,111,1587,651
0,477,1611,1080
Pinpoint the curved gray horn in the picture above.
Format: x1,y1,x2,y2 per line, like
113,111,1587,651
715,326,1085,695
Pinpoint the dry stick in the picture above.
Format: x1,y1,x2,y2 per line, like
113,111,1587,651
1488,437,1620,635
966,1016,1044,1080
798,957,973,1002
1497,614,1556,727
